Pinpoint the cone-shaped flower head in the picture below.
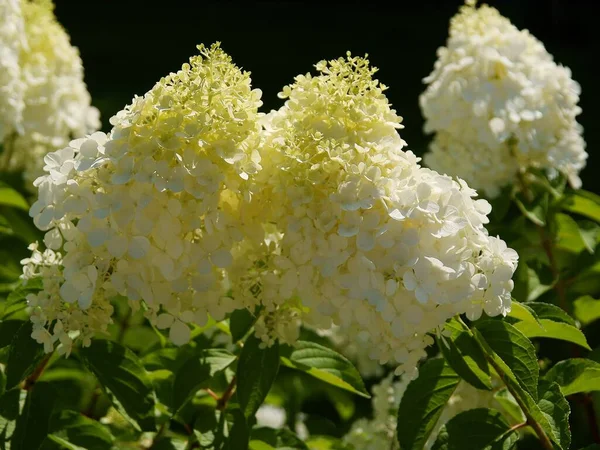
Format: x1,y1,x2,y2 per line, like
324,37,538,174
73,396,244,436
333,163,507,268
23,43,263,354
231,53,518,378
420,1,587,197
0,0,100,184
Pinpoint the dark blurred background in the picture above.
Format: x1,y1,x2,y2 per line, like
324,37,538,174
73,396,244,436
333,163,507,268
54,0,598,192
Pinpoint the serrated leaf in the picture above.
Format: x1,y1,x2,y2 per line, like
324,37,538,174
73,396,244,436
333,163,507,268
431,408,517,450
50,410,114,450
561,190,600,223
230,308,258,343
526,302,576,325
508,302,540,324
280,341,368,398
545,358,600,396
11,381,56,450
79,340,155,431
472,327,565,448
438,319,491,390
172,348,236,411
396,358,460,450
538,380,570,450
475,320,539,400
237,335,280,419
0,184,28,211
573,296,600,326
514,318,590,349
5,321,45,389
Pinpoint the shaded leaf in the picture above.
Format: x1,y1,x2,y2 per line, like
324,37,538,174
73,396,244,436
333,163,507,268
431,408,517,450
237,335,280,419
280,341,368,398
439,319,491,390
173,348,236,411
537,380,571,450
11,381,56,450
79,340,155,431
396,358,460,450
561,190,600,223
50,410,114,450
5,321,45,389
230,308,258,343
475,320,539,400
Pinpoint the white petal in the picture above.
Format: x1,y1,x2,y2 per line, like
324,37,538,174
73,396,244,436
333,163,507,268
169,320,191,346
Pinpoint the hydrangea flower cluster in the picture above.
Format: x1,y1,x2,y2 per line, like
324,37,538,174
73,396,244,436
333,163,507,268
22,44,517,378
420,0,587,198
343,373,509,450
231,53,518,378
0,0,99,184
22,43,263,353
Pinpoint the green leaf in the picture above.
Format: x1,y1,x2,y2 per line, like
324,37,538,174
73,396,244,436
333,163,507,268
472,327,566,448
537,380,571,450
526,302,576,326
11,381,56,450
545,358,600,396
5,321,45,389
224,408,249,450
561,190,600,223
3,278,43,319
50,410,114,450
0,388,22,445
475,320,539,400
493,388,525,423
237,335,280,419
556,213,597,254
396,358,460,450
438,319,492,390
0,320,25,349
280,341,369,398
39,435,86,450
0,183,28,211
513,318,590,349
508,301,540,324
172,348,236,411
574,296,600,326
431,408,517,450
250,427,309,450
514,192,547,226
230,308,258,343
79,339,155,431
304,436,351,450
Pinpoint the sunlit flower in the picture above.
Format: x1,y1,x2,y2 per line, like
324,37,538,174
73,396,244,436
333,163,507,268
420,0,587,197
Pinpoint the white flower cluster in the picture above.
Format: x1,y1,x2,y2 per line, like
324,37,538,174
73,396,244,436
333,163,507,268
0,0,99,184
420,0,587,198
231,53,518,378
22,43,263,352
344,374,509,450
22,46,516,378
